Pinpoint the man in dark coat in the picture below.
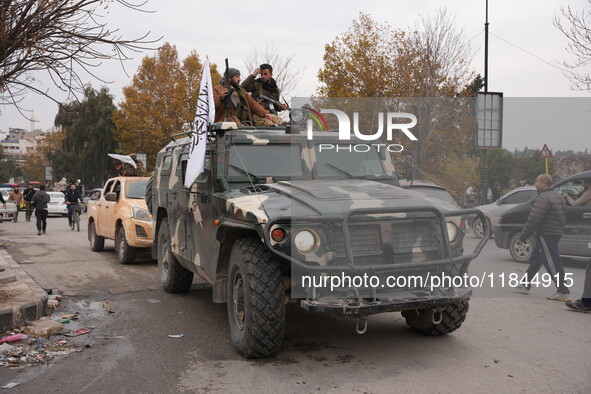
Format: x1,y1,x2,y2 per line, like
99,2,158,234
516,174,571,301
32,184,50,235
241,64,288,114
23,184,36,222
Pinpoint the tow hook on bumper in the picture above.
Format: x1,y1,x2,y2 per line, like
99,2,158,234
355,315,368,335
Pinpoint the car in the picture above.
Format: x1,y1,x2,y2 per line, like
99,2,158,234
83,188,102,212
469,185,537,239
87,177,153,264
148,122,490,358
46,191,69,216
494,170,591,262
0,189,18,222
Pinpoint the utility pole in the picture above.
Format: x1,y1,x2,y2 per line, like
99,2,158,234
484,0,489,92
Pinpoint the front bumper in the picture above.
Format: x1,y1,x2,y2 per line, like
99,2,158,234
301,288,472,315
122,219,154,248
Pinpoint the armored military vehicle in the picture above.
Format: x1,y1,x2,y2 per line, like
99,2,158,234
149,122,489,358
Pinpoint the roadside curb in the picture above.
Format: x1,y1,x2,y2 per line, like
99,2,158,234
0,248,48,332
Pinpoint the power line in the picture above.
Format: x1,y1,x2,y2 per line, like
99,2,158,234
489,31,588,80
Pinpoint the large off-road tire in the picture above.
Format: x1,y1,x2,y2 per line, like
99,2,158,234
88,221,105,252
509,233,533,263
157,217,193,293
472,217,492,239
116,226,137,265
227,238,286,358
146,172,154,215
402,299,470,336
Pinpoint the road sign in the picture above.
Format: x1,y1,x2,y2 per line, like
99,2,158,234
539,144,553,159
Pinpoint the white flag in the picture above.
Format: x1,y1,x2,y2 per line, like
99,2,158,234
184,59,216,188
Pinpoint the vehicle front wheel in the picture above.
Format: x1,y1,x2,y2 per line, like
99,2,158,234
117,226,137,264
157,217,193,293
88,221,105,252
402,299,469,336
472,217,492,239
227,238,286,358
509,233,533,263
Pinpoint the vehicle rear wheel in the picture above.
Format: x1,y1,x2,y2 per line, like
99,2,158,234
509,233,533,263
157,217,193,292
88,221,105,252
117,226,137,264
227,238,285,358
402,299,469,336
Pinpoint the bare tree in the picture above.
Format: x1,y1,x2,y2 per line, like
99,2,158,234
243,43,304,100
0,0,159,115
555,1,591,91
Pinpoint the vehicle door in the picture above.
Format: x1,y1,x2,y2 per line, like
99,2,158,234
558,181,591,257
97,179,118,237
180,151,217,276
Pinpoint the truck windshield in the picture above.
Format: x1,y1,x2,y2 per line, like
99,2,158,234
126,181,147,199
314,144,387,178
228,144,304,178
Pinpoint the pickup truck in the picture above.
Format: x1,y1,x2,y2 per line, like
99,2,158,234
87,177,154,264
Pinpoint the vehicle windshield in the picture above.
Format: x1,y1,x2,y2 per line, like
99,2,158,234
228,144,304,178
126,181,148,199
410,187,458,206
314,144,387,178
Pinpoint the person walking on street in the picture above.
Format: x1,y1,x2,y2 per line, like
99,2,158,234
8,186,24,222
565,262,591,312
31,184,50,235
516,174,571,301
65,183,84,226
23,184,36,222
0,191,6,208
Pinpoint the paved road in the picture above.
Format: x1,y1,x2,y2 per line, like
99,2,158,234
0,217,589,393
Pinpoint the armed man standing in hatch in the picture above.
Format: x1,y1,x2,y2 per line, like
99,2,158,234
241,64,288,122
213,67,283,127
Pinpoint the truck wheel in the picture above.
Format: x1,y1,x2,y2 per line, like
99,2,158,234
227,238,285,358
117,226,137,264
509,233,533,263
402,299,469,336
157,217,193,293
89,221,104,252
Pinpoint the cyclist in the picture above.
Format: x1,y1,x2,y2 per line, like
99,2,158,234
65,183,84,226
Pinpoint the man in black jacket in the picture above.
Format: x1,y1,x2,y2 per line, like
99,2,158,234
23,184,36,222
516,174,571,301
65,183,84,226
32,184,51,235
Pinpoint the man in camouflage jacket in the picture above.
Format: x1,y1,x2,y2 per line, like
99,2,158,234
517,174,571,300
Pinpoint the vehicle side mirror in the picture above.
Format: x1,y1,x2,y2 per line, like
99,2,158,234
104,192,117,202
496,199,502,205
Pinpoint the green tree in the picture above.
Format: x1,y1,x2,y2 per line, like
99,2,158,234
518,150,553,185
0,145,17,182
53,86,118,188
317,11,476,172
479,149,514,191
113,43,222,170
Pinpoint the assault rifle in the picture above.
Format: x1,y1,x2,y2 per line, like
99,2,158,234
259,94,290,115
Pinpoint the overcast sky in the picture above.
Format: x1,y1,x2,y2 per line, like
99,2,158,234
1,0,590,152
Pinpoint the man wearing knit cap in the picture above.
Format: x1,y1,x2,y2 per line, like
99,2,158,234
213,68,283,127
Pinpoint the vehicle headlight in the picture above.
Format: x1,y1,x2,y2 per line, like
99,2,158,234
446,221,458,242
293,229,318,253
290,108,304,123
133,206,152,222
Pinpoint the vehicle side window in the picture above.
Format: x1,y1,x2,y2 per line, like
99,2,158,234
502,190,533,204
103,180,115,196
112,181,121,201
161,155,172,174
177,153,188,179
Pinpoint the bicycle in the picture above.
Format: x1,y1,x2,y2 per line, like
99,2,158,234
70,203,82,232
